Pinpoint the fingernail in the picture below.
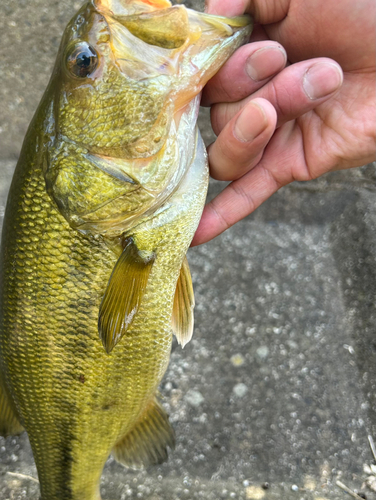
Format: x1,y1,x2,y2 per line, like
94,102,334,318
303,62,343,99
246,46,287,82
234,101,267,142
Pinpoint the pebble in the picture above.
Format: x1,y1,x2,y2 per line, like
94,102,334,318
303,476,316,490
185,390,204,407
230,354,245,366
256,346,269,359
245,486,265,499
233,383,248,398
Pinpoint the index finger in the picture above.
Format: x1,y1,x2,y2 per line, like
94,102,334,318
191,161,281,246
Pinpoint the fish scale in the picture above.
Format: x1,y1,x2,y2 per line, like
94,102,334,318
60,67,167,152
0,1,252,498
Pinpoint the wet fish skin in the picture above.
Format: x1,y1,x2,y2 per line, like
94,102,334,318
0,1,252,499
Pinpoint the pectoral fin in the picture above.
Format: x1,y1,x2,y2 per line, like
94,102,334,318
98,237,155,353
112,399,175,469
172,256,195,348
0,377,24,437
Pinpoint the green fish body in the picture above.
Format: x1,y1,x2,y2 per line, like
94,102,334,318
0,1,252,498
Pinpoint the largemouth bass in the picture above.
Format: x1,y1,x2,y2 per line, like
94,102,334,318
0,1,252,498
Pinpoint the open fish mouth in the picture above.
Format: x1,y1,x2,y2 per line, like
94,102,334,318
91,0,252,81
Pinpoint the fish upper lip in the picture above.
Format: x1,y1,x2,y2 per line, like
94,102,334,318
93,0,172,17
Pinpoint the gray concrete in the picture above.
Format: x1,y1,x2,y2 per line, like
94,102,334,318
1,1,376,499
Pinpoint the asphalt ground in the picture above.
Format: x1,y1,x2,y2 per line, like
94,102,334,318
1,1,376,499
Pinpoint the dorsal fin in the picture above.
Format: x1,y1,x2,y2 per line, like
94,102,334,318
0,377,24,437
112,399,175,469
98,237,155,353
172,256,195,348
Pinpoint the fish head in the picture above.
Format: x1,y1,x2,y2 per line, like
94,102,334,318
44,0,252,233
51,0,252,158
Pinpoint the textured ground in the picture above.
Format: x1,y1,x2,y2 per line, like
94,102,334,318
1,1,376,499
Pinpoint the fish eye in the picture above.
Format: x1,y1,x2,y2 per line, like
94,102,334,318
66,42,98,78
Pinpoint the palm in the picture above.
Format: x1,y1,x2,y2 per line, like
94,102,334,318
261,0,375,181
265,72,375,185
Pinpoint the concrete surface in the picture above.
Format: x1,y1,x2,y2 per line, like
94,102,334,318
1,1,376,499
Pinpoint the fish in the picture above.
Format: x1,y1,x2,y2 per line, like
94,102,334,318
0,1,252,498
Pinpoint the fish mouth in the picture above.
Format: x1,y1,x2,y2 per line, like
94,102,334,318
92,0,252,54
90,0,252,89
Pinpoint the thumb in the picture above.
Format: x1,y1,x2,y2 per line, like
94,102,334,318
205,0,290,23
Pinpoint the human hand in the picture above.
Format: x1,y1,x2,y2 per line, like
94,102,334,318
192,0,376,246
